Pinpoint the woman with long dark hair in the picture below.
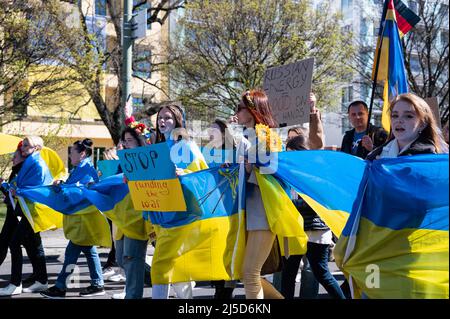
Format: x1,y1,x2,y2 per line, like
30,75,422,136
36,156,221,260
40,139,108,298
233,89,285,299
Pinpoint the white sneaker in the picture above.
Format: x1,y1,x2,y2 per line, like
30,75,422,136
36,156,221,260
108,274,126,283
111,288,126,299
0,284,22,296
102,267,116,280
23,281,48,293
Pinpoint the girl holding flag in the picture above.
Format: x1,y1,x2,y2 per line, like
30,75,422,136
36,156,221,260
147,104,208,299
0,136,50,296
40,139,109,298
233,89,286,299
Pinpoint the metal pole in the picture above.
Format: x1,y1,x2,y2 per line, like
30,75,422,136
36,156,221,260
122,0,133,107
366,1,388,135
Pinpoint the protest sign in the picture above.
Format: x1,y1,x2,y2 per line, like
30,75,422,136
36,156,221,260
97,160,120,180
263,58,314,127
118,144,186,211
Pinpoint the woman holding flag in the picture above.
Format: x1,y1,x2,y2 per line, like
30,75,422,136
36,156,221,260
40,139,109,298
233,89,286,299
0,136,50,296
146,104,208,299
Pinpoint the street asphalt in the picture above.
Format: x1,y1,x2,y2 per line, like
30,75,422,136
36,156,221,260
0,229,344,299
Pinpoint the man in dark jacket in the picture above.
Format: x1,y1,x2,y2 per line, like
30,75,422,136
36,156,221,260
340,100,388,159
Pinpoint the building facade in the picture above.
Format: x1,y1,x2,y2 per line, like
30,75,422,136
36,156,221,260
1,0,169,170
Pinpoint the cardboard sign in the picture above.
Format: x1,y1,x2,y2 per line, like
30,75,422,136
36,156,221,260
424,97,441,128
263,58,314,127
128,179,187,211
97,160,120,180
118,143,176,181
118,144,186,212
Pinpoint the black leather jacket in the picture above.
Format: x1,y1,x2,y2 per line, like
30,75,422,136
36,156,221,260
341,124,388,159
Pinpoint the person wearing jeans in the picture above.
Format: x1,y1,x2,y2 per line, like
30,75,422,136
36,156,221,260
40,139,107,298
54,241,103,290
115,236,148,299
299,257,320,299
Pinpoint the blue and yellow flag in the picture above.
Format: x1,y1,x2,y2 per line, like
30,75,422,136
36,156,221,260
15,151,65,232
147,165,246,284
17,158,108,246
372,0,420,131
169,139,209,173
85,175,154,241
334,154,449,299
17,181,111,247
271,150,367,238
254,170,308,256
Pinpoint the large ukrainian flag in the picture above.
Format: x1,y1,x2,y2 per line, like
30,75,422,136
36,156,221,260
271,150,367,238
148,165,246,284
15,150,65,232
18,173,151,245
18,182,111,247
334,154,449,299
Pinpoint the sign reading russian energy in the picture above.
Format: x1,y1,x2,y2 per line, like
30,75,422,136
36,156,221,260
118,143,187,212
263,58,314,127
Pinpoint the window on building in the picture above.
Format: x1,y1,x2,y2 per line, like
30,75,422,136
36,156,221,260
360,18,368,36
410,57,421,72
440,31,449,49
341,0,353,11
133,96,146,113
95,0,107,16
133,50,151,78
341,86,354,109
133,0,152,30
361,84,370,102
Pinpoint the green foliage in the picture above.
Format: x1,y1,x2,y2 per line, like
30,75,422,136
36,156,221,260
0,203,6,228
170,0,354,120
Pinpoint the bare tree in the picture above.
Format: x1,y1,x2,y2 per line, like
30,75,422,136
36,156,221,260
403,0,449,126
2,0,185,143
168,0,354,122
349,0,449,126
0,1,84,127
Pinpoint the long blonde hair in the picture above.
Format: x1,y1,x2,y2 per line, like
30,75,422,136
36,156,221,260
389,93,447,153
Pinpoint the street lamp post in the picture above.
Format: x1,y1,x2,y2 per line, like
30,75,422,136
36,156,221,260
122,0,133,108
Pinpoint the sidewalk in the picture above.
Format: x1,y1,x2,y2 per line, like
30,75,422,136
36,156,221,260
0,229,344,299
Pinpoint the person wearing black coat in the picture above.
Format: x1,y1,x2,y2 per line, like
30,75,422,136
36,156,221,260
279,135,346,299
340,101,388,159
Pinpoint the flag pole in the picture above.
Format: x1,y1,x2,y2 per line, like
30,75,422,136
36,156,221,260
366,10,388,135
